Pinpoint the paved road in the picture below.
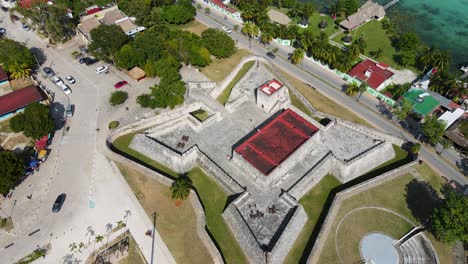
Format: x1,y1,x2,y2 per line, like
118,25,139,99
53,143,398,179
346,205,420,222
0,12,174,264
195,5,467,185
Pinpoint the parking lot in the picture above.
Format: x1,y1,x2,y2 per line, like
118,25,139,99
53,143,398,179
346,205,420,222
0,9,173,263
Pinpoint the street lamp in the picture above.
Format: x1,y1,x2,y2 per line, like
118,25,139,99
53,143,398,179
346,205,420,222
150,212,156,264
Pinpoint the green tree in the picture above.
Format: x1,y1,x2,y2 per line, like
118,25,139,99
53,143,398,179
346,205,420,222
430,191,468,244
205,7,210,14
393,98,413,120
8,63,32,79
345,82,359,96
170,175,192,201
429,71,458,95
386,83,411,99
201,29,236,58
422,115,446,145
396,50,416,67
0,39,35,74
88,24,129,62
301,2,316,19
419,46,438,73
160,0,196,24
109,91,128,106
9,102,55,139
290,48,305,64
115,44,139,69
410,143,421,155
370,48,383,59
0,150,25,195
395,32,420,52
348,42,361,60
357,82,367,100
300,29,314,53
459,121,468,139
354,35,366,54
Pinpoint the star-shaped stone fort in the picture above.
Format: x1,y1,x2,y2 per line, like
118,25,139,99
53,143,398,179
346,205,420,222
127,59,399,263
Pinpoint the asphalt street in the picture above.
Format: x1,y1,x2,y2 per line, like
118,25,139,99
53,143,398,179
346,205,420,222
0,11,174,264
194,3,467,185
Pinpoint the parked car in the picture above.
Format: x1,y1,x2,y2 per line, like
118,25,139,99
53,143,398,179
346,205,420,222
22,23,30,31
95,66,109,74
66,104,75,117
59,83,72,95
10,15,19,21
114,80,128,89
52,76,64,86
266,51,276,59
43,67,55,78
221,26,232,34
65,76,75,84
79,57,97,65
52,193,66,213
1,6,9,12
0,28,5,35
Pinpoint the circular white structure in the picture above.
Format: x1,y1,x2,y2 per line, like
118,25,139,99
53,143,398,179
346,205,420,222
360,233,399,264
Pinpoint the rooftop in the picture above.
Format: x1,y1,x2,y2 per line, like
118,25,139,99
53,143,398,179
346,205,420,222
267,10,291,25
348,59,394,89
0,85,46,116
235,109,319,175
402,88,440,116
339,0,385,30
259,79,283,96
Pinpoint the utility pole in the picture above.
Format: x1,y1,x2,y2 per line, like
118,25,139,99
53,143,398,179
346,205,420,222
150,212,156,264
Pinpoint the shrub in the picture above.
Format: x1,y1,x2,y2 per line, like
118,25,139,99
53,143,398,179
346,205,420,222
109,91,128,106
108,121,120,129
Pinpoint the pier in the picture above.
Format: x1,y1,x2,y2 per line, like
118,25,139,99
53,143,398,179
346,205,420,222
384,0,399,9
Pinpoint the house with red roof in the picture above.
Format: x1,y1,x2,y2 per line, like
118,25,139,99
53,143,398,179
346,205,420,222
18,0,49,9
205,0,242,22
348,59,394,91
0,85,48,121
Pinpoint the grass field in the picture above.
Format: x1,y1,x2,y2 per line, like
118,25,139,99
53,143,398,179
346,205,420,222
169,20,209,36
288,89,313,117
216,60,255,105
317,171,452,264
280,70,372,127
202,49,251,83
190,109,210,122
118,235,146,264
306,13,339,37
112,136,247,263
284,175,341,264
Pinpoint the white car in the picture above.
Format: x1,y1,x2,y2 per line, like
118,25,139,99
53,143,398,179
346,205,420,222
222,26,232,34
65,76,76,84
59,83,72,95
95,66,109,74
52,76,64,86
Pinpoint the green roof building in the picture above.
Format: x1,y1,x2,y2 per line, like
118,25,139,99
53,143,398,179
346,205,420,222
402,88,440,116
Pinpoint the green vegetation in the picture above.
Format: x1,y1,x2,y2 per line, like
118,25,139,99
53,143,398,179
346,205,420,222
430,191,468,244
422,115,446,145
187,167,248,263
190,109,210,122
0,217,14,231
169,20,209,36
280,70,372,127
459,120,468,139
89,24,130,62
9,102,55,139
217,61,255,105
288,89,312,117
306,13,339,37
160,0,196,25
0,38,35,76
0,121,12,133
117,164,212,263
201,49,251,82
284,175,341,264
108,121,120,129
113,137,247,263
109,91,128,106
170,175,192,201
17,246,48,264
201,29,237,59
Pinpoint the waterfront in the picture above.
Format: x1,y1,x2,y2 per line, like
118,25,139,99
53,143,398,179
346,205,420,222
303,0,468,71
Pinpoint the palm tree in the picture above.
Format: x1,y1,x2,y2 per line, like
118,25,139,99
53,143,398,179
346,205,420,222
346,82,359,96
354,35,366,54
8,63,32,79
287,5,301,24
371,48,384,59
419,46,438,73
170,175,192,201
260,31,273,46
433,50,451,72
95,235,104,246
357,82,368,100
429,71,457,95
287,25,300,41
276,24,288,39
301,2,316,19
241,22,259,48
300,30,314,53
290,48,305,64
241,7,256,22
348,42,361,60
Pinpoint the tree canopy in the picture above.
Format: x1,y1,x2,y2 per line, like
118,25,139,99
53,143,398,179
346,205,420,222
430,191,468,244
422,115,446,145
0,39,35,75
9,102,55,139
89,24,129,61
170,175,192,200
160,0,196,24
393,98,413,120
109,91,128,106
201,29,237,59
0,150,25,195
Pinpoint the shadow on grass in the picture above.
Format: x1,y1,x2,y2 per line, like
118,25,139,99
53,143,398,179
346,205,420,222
405,179,441,225
298,153,414,263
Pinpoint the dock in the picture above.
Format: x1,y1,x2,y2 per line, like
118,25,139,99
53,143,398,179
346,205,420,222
384,0,399,9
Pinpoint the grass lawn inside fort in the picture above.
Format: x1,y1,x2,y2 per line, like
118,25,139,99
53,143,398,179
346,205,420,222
112,134,248,263
202,49,252,83
317,163,452,264
216,60,255,104
168,20,209,36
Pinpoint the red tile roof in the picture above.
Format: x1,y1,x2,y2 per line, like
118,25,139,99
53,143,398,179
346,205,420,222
18,0,48,9
0,85,46,116
211,0,237,13
348,59,394,89
235,109,319,175
259,79,283,96
0,66,8,82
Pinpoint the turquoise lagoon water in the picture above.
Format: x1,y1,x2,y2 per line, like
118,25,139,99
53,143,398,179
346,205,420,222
302,0,468,71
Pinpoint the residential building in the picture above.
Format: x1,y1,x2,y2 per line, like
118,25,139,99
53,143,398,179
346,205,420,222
339,0,385,31
267,9,291,25
0,85,48,121
77,5,145,44
402,88,440,117
348,59,394,91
